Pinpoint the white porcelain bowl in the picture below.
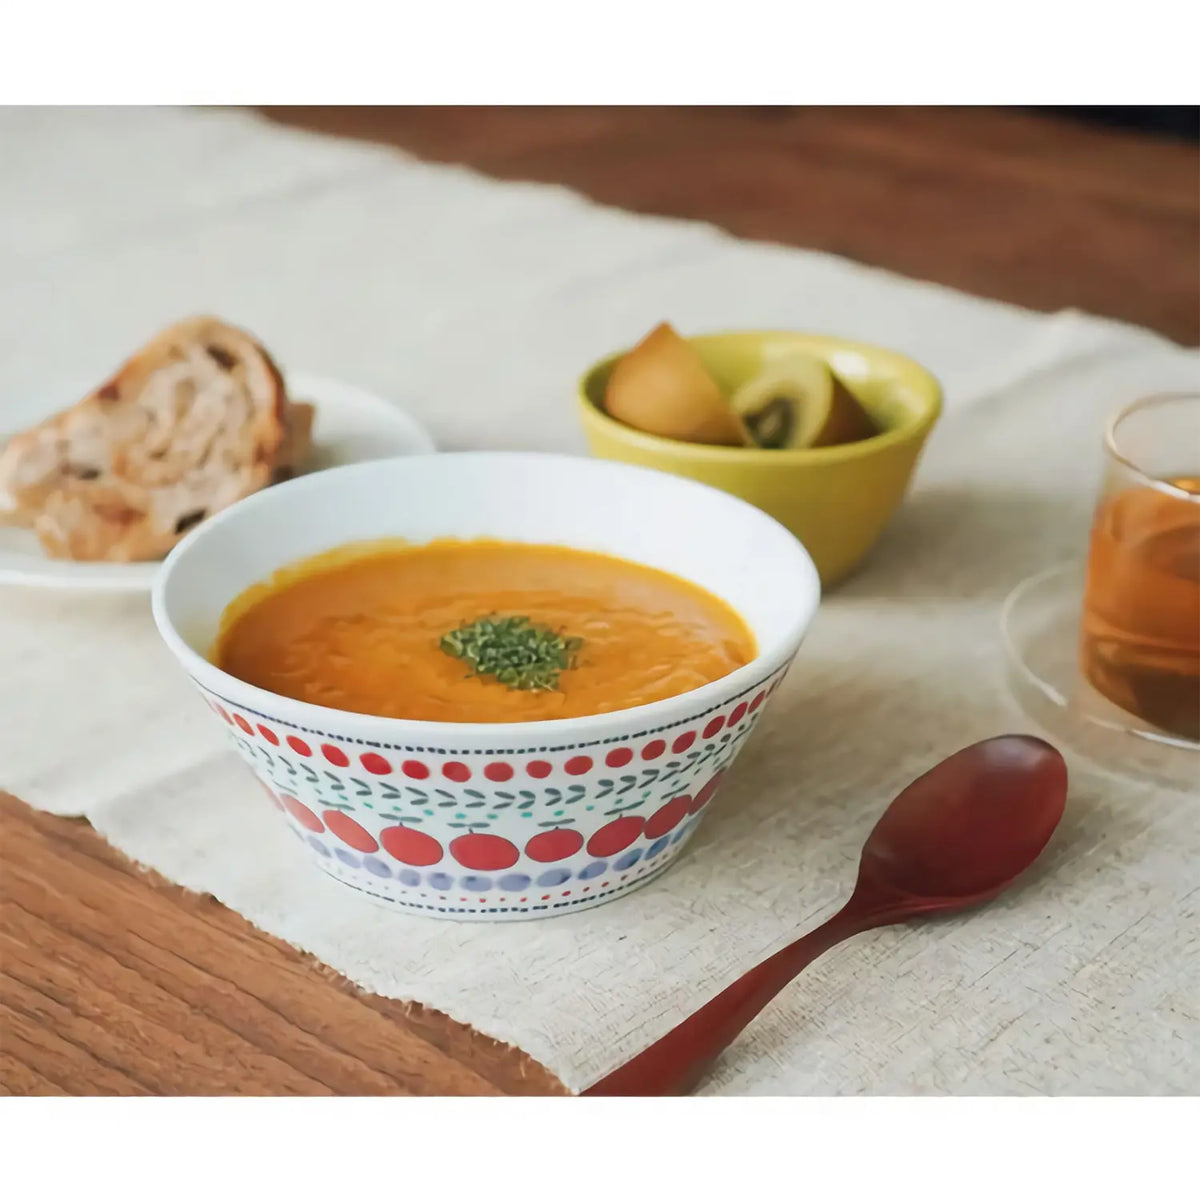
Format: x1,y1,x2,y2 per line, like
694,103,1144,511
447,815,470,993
151,453,820,921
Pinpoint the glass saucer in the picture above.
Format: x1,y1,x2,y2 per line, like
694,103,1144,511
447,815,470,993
1000,562,1199,790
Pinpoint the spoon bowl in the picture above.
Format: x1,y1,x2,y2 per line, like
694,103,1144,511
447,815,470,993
583,734,1069,1096
859,734,1069,904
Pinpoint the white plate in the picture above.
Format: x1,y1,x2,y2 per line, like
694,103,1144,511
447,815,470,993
0,371,435,592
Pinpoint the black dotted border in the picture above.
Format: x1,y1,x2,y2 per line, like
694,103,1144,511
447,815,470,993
318,854,677,915
194,665,784,755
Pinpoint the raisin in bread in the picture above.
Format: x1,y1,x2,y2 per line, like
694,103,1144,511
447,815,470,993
0,317,309,562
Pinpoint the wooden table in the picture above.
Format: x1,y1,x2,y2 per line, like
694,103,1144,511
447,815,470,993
260,107,1198,345
3,106,1196,1098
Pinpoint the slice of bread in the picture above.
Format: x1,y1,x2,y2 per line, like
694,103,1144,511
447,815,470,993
274,400,315,483
0,317,304,562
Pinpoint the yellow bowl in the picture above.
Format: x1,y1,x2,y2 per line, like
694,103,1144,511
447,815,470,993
578,331,943,588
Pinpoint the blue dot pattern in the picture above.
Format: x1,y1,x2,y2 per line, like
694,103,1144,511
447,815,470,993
310,824,702,910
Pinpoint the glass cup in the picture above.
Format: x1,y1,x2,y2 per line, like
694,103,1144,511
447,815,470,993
1078,393,1200,744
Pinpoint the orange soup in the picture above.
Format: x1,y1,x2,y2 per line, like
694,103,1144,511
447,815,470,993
213,539,756,723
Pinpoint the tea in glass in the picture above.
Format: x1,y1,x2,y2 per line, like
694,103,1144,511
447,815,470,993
1080,395,1200,743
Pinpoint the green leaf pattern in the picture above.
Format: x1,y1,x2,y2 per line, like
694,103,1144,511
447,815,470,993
229,714,756,817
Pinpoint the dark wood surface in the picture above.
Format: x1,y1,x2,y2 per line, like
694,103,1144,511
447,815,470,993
3,106,1196,1099
0,793,566,1095
261,106,1199,345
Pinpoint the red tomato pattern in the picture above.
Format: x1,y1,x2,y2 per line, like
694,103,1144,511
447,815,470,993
525,829,584,862
283,796,323,832
380,825,443,866
451,833,519,871
323,810,379,853
258,679,777,896
690,771,725,814
587,816,645,857
258,781,284,811
644,796,690,839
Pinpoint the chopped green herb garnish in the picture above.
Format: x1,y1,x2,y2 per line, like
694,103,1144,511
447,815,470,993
440,615,583,692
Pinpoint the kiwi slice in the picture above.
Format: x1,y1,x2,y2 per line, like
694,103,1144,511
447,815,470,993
731,356,876,449
604,322,752,446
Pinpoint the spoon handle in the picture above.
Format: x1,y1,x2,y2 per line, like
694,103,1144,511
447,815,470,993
582,897,884,1097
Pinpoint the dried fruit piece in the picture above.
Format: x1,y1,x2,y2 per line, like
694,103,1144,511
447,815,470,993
604,322,751,446
731,355,876,449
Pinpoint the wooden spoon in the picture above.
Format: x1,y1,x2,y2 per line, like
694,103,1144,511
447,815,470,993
582,734,1068,1097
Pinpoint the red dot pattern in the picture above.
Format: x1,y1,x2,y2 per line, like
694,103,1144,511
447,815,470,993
226,683,776,850
321,744,349,767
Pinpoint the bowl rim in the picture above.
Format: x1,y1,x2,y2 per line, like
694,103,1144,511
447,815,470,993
150,450,820,743
577,329,943,465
